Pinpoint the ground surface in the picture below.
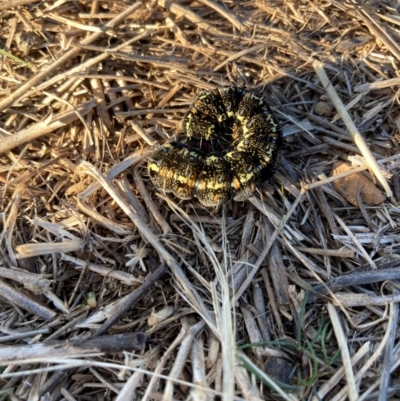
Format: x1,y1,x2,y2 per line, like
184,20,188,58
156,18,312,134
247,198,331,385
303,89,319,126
0,1,400,400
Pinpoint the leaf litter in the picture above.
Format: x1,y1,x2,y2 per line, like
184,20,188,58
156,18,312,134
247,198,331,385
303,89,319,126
0,1,400,400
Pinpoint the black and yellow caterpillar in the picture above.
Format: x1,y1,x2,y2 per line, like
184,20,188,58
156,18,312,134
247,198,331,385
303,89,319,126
148,86,282,207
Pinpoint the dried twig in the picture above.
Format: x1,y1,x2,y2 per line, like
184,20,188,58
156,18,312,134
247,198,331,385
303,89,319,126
313,60,392,199
327,303,359,401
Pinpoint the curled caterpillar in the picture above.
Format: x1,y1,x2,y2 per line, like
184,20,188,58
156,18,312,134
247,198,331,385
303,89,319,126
148,86,282,207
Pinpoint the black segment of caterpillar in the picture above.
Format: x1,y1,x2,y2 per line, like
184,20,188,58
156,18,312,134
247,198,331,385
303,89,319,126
147,86,282,207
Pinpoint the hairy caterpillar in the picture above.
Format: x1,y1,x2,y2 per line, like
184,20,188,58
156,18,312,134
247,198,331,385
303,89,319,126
148,86,282,207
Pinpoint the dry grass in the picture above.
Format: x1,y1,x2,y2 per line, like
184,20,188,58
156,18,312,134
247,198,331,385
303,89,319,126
1,1,400,400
